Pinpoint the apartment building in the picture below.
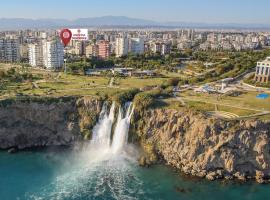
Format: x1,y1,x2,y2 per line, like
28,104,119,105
115,37,129,57
129,38,144,54
97,40,110,59
28,43,43,67
85,43,98,58
42,40,64,69
0,38,20,62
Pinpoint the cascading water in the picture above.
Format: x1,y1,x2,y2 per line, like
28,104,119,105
91,102,115,149
29,102,140,200
111,102,134,154
91,101,134,155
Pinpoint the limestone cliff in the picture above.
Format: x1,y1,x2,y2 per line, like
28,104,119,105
0,97,102,150
1,96,270,183
135,108,270,183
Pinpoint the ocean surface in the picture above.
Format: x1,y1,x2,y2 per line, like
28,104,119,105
0,148,269,200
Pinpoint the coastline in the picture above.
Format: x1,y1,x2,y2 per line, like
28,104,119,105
0,95,270,184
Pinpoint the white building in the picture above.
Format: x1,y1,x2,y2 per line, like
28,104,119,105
0,38,20,62
28,43,43,67
150,42,171,55
40,32,47,39
129,38,145,54
42,40,64,69
255,57,270,83
115,37,129,57
161,43,171,55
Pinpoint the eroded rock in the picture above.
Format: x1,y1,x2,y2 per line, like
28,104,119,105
136,108,270,183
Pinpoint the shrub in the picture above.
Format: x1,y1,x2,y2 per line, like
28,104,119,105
112,88,140,105
167,78,180,87
134,89,165,110
134,92,155,110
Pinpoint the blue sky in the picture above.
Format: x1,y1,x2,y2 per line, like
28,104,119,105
0,0,269,23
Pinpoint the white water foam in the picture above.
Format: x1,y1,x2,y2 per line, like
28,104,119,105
91,102,115,149
112,102,135,154
28,102,139,200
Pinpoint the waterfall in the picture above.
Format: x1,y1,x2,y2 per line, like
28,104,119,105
91,102,134,155
112,103,134,154
29,102,137,199
91,102,115,149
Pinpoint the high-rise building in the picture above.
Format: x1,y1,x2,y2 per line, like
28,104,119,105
151,42,163,54
190,29,195,41
115,37,129,57
97,40,110,59
20,44,29,60
28,43,43,67
85,43,98,58
161,43,171,55
74,41,86,56
207,33,218,43
129,38,144,54
42,40,64,69
255,57,270,83
0,38,20,62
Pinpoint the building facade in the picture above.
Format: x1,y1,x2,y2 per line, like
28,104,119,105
97,40,110,59
115,37,129,57
28,43,43,67
42,40,64,69
129,38,145,54
255,57,270,83
150,42,171,55
85,43,98,58
74,41,86,56
0,38,20,62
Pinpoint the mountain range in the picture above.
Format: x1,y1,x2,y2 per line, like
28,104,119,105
0,16,269,30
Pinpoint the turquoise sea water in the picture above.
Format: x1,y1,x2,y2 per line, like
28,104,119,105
0,149,269,200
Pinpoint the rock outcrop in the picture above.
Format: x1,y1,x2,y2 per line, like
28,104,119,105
1,96,270,183
136,108,270,183
0,97,102,150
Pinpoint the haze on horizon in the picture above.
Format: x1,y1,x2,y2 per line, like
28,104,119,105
0,0,269,24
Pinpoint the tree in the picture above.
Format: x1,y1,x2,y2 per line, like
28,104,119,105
167,78,180,87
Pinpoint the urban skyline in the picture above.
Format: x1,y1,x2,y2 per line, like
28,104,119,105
0,0,270,24
1,1,270,200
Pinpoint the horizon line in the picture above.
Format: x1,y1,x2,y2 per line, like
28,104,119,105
0,16,269,25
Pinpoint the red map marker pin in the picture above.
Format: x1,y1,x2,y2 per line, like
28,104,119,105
60,29,72,47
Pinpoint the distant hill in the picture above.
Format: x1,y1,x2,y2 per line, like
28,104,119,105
0,16,269,30
73,16,158,26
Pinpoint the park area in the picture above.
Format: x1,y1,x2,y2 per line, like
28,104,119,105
1,63,270,120
175,90,270,120
0,63,167,99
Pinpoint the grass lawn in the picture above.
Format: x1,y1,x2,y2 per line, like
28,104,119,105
0,67,169,98
118,77,167,89
180,90,270,112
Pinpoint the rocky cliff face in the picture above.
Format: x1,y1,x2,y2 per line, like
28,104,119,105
1,96,270,183
136,108,270,183
0,97,102,150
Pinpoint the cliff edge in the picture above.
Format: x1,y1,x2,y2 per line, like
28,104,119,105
136,108,270,183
